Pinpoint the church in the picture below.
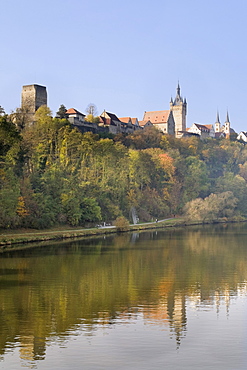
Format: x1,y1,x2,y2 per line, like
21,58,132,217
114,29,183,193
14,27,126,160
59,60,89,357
143,84,233,139
143,84,187,138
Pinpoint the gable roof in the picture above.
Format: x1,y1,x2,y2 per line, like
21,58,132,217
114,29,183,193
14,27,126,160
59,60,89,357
204,124,214,130
139,120,153,127
131,118,138,125
99,116,116,126
66,108,85,116
193,123,210,132
143,110,170,123
119,117,131,123
100,111,120,122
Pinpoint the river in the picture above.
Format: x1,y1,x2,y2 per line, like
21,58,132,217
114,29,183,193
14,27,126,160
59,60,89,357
0,223,247,369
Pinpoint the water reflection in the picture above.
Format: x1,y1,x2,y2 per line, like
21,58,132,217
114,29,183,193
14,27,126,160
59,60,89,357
1,223,247,367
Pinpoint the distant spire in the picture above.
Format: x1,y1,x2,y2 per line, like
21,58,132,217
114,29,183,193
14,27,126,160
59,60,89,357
173,82,183,105
177,81,181,97
226,110,230,123
170,96,173,104
216,111,220,123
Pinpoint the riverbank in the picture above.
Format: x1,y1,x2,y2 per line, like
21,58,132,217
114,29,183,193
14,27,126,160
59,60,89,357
0,216,246,253
0,218,185,250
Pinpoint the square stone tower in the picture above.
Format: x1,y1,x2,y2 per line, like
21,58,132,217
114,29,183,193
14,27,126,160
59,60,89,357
170,84,187,137
21,84,47,123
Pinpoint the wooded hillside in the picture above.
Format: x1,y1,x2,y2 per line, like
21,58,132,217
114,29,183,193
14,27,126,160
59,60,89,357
1,106,247,229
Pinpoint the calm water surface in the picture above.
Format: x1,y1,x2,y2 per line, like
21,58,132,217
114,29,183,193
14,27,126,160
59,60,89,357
1,224,247,369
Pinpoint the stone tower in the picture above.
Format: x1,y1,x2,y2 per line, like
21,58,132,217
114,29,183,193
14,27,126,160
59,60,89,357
21,84,47,123
215,111,221,132
170,83,187,137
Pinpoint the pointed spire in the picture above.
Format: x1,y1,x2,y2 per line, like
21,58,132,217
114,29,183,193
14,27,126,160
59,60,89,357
173,82,183,105
177,81,181,97
216,110,220,123
226,110,230,123
170,96,173,104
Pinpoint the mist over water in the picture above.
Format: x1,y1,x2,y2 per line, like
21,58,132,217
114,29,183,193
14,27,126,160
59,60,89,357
1,224,247,369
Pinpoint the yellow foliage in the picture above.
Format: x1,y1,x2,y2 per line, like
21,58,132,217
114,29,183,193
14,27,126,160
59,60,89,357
114,216,130,232
16,196,29,217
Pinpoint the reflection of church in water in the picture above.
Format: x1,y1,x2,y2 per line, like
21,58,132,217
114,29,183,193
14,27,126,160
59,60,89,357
19,335,46,363
139,283,240,347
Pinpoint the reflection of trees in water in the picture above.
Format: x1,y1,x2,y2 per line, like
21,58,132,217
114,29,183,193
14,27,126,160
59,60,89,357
1,224,247,361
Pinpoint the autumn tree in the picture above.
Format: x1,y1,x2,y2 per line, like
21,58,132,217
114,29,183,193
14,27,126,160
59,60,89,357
184,191,238,222
85,103,100,123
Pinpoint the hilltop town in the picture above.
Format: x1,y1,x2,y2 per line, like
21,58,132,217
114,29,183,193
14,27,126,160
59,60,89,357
1,82,247,230
14,83,247,142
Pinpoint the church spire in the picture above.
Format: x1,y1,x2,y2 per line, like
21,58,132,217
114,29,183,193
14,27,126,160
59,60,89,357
215,111,221,133
225,110,230,123
224,110,230,138
216,110,220,123
173,82,183,105
177,82,180,97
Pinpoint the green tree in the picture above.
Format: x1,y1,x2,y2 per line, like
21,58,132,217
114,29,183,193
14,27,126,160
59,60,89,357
215,172,247,215
0,116,21,156
56,104,67,119
0,169,20,228
182,156,209,203
0,106,5,116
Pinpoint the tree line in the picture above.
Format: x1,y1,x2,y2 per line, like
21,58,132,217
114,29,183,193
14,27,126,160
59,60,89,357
0,105,247,229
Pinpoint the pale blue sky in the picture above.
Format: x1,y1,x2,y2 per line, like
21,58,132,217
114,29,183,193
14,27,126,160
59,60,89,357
1,0,247,132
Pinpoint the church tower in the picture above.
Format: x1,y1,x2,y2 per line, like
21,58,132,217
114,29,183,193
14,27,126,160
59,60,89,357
170,83,187,137
215,111,221,132
224,111,230,139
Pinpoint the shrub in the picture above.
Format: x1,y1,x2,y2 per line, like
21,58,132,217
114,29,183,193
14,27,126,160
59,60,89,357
114,216,130,232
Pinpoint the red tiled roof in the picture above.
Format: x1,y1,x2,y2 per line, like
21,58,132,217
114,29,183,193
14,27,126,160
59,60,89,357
66,108,85,116
131,118,138,125
143,110,170,123
119,117,131,123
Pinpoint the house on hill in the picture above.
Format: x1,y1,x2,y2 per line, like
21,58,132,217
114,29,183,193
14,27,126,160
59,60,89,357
237,131,247,142
66,108,86,125
119,117,139,133
143,110,175,135
138,120,153,129
204,124,215,138
187,123,211,139
66,108,99,133
99,110,122,134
